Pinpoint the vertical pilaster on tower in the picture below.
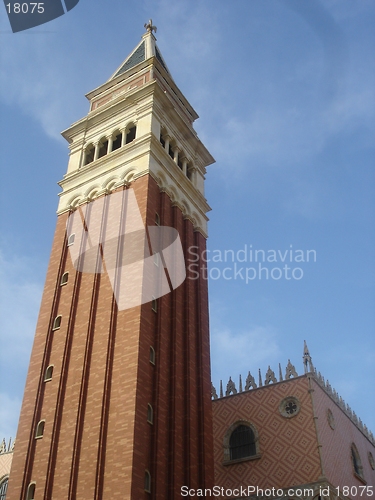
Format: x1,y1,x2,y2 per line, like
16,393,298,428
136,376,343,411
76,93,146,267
303,340,314,374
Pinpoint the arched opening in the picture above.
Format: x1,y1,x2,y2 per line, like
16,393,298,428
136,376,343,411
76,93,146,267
67,234,75,246
125,124,136,144
53,316,62,330
98,138,108,159
44,365,54,381
26,483,36,500
112,130,122,151
149,346,155,365
60,272,69,285
223,420,260,463
84,143,95,165
351,443,364,479
147,404,153,424
144,470,151,493
229,424,256,460
168,142,174,160
0,477,9,500
35,420,45,439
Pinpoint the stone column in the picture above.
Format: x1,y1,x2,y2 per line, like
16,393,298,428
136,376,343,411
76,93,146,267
121,127,127,147
107,135,113,154
173,146,180,164
94,142,100,161
182,158,188,175
164,135,170,152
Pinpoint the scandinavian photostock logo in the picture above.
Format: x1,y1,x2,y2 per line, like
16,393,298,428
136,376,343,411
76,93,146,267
66,189,186,311
4,0,80,33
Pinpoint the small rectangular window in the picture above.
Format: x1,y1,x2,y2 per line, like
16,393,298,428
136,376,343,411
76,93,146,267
151,297,157,312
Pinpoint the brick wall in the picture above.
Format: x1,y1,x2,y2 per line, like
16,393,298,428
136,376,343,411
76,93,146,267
7,174,214,500
312,377,375,490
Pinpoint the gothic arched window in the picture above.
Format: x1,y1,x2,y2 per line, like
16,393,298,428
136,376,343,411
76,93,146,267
229,425,256,460
0,477,9,500
223,420,260,463
351,443,364,479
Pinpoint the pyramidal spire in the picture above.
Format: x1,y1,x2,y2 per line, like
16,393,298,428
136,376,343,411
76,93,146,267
86,20,199,125
303,340,314,373
109,19,170,80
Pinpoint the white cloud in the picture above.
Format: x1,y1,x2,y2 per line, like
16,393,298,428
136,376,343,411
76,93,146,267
210,325,281,389
0,29,88,140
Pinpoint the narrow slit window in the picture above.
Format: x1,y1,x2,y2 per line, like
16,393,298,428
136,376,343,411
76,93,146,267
149,346,155,365
26,483,36,500
351,443,364,479
53,316,62,330
44,365,54,381
151,297,157,312
144,470,151,493
153,252,159,267
60,272,69,286
67,234,75,246
155,213,160,226
147,404,153,424
35,420,45,439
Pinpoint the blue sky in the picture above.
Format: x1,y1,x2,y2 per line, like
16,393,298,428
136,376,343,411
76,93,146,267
0,0,374,441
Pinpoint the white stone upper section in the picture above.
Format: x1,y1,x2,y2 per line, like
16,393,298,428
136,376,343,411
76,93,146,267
59,29,214,236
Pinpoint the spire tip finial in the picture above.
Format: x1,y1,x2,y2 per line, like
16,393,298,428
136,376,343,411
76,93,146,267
303,340,314,373
144,19,157,34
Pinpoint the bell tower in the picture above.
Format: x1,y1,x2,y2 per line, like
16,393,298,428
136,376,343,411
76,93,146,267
8,22,214,499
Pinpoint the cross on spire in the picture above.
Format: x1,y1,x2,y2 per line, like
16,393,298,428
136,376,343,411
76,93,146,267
144,19,157,34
